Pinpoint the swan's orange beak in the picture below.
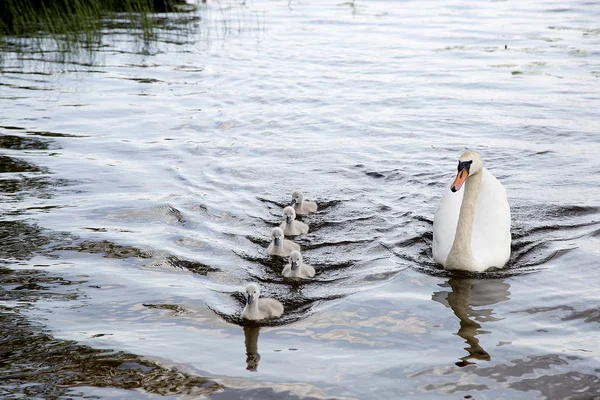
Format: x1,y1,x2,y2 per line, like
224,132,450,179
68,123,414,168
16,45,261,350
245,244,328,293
451,168,468,192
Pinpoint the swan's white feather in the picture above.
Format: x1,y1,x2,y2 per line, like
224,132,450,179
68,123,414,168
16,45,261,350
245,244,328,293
433,168,511,271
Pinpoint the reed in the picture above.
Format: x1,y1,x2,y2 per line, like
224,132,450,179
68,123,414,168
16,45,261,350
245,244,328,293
0,0,188,43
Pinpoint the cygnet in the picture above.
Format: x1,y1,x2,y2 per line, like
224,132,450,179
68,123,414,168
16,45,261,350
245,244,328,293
241,283,284,320
280,206,309,236
282,251,315,279
290,190,317,216
267,227,300,257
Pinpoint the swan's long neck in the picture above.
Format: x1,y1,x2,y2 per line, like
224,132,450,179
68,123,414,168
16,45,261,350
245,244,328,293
248,298,260,315
446,172,482,270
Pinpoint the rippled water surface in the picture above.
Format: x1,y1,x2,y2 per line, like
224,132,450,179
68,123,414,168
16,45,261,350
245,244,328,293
1,0,600,398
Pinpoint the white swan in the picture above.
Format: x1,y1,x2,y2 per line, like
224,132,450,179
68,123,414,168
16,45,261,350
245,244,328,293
280,206,309,236
267,227,300,257
241,283,284,320
290,190,317,216
282,251,315,279
433,151,511,272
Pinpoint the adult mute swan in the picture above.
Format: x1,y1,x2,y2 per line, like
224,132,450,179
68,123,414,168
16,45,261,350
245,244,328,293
282,251,315,279
280,206,309,236
267,227,300,257
433,151,511,272
241,283,284,320
290,190,317,215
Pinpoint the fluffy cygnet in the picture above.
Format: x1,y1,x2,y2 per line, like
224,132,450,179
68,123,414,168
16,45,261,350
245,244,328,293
280,206,309,236
267,227,300,257
290,190,318,216
282,251,315,279
241,283,284,320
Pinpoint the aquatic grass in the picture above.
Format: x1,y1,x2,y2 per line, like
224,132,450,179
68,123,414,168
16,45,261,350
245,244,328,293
0,0,192,54
0,0,265,68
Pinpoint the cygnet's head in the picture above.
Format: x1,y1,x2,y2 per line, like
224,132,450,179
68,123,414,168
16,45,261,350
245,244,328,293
289,250,302,270
245,283,260,305
271,227,284,246
451,151,483,193
290,190,304,206
283,206,296,225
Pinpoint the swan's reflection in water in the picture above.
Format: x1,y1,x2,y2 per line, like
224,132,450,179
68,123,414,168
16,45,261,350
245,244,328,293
432,277,511,367
244,326,261,371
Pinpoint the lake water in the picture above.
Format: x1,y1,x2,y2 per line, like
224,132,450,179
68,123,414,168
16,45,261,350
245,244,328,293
1,0,600,398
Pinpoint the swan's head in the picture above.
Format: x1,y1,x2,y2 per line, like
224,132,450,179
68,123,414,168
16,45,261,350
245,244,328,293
245,283,260,305
289,250,302,270
271,227,284,246
290,190,304,206
283,206,296,225
451,151,483,193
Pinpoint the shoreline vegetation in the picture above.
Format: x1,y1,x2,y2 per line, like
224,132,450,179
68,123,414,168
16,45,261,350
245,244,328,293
0,0,196,55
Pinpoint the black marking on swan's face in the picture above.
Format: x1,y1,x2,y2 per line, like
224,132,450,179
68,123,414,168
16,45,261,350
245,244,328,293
283,206,295,225
457,160,473,173
246,286,259,304
271,228,283,246
291,190,303,206
289,251,301,270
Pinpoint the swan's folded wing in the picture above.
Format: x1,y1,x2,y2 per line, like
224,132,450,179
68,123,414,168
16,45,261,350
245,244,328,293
433,184,463,265
471,169,511,268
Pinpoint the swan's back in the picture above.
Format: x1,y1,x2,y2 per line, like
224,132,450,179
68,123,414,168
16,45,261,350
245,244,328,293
282,263,315,278
304,201,318,213
257,298,284,318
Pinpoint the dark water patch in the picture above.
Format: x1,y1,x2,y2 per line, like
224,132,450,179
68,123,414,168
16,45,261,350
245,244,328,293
83,226,136,233
471,354,581,381
512,305,600,324
143,303,193,315
124,77,163,83
0,176,70,200
298,238,374,251
0,82,52,91
535,205,600,220
0,134,53,150
0,266,82,302
0,155,45,173
305,214,378,231
0,220,71,261
509,371,600,399
27,130,84,138
55,239,153,259
314,199,343,212
0,266,223,397
366,171,385,179
158,255,219,275
244,234,271,248
0,309,223,398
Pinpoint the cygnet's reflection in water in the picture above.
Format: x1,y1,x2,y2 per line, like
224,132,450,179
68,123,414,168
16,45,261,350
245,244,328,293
432,276,511,367
244,326,261,371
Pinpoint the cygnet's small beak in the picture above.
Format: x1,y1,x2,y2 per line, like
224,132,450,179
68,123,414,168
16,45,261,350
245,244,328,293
291,260,298,270
451,168,469,193
274,237,281,246
246,294,254,305
290,198,296,206
286,216,292,224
